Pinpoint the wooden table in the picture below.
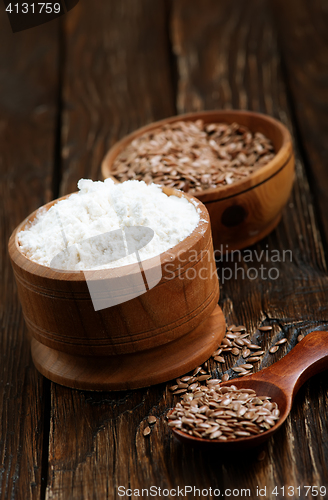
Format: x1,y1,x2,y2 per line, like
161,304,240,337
1,1,328,498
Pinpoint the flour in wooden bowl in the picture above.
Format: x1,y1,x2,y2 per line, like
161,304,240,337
18,179,200,270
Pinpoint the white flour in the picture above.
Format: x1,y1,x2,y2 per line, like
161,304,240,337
18,179,200,270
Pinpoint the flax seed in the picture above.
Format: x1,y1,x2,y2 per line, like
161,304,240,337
231,325,247,332
214,356,225,363
259,326,273,331
197,374,211,382
177,382,189,388
234,339,246,347
233,367,248,374
211,349,223,356
275,338,287,345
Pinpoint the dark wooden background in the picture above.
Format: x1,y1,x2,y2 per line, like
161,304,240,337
1,1,328,499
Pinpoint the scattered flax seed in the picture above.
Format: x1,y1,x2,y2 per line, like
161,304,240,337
207,379,221,386
269,346,279,354
214,356,225,363
240,364,254,370
234,339,246,347
231,325,247,332
173,388,187,394
248,356,261,363
169,385,179,392
231,348,240,356
242,348,251,358
297,334,305,343
259,326,273,332
275,338,287,345
211,348,223,356
222,374,230,382
249,344,262,350
148,416,157,425
143,426,151,436
233,367,248,374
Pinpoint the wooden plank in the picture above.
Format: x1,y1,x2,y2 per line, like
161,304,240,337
172,0,328,495
0,10,59,500
46,0,328,498
273,0,328,247
46,1,176,499
59,0,175,196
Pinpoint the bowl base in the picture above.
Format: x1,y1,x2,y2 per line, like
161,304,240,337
31,304,226,391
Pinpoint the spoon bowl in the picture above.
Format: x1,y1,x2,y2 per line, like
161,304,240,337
170,330,328,449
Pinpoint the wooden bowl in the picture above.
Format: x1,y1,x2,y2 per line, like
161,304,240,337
101,110,295,250
8,187,226,391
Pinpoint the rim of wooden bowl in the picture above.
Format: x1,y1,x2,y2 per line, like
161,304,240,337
101,109,293,203
9,186,211,282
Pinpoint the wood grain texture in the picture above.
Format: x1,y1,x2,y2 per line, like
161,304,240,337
0,8,59,500
273,0,328,248
1,0,327,498
46,1,179,497
170,0,328,494
44,0,328,498
43,1,328,498
59,0,176,196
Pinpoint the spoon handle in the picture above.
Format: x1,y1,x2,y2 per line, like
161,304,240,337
253,331,328,398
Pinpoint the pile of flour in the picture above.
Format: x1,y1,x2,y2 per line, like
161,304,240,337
18,179,200,270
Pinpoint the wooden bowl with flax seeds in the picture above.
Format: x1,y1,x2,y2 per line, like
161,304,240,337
101,110,294,250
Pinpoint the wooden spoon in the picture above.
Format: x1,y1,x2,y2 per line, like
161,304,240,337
170,331,328,449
